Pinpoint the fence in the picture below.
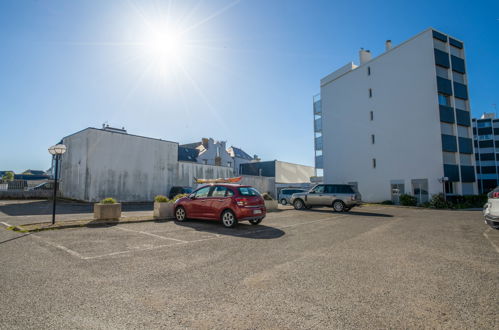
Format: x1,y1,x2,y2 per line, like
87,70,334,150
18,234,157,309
0,180,57,199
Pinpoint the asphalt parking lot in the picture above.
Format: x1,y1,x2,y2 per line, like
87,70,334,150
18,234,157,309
0,201,498,329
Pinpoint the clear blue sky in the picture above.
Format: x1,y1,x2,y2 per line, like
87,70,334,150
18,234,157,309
1,0,498,173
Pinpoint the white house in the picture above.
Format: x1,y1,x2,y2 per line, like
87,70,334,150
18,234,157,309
316,28,476,203
227,146,259,175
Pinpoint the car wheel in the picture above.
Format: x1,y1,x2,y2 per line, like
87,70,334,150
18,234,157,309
249,218,262,225
175,206,187,222
344,207,351,212
221,210,238,228
280,199,287,205
333,200,345,212
293,199,305,210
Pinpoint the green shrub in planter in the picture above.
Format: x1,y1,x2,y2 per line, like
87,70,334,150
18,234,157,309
429,193,451,209
262,192,274,201
399,194,417,206
173,193,189,201
154,195,169,203
381,200,394,205
100,197,117,204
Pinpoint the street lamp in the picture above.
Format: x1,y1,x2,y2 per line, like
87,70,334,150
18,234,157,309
48,144,67,225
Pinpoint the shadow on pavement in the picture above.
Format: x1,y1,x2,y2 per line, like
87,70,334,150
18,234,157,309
0,233,31,245
0,200,152,216
174,219,285,239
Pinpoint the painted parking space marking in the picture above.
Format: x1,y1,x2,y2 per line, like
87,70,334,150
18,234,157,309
112,225,190,243
31,234,86,259
0,221,12,228
483,228,499,254
27,211,356,260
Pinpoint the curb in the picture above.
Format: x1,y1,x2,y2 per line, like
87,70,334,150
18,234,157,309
5,216,174,233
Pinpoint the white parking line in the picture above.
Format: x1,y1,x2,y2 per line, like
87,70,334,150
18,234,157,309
0,221,12,228
112,226,189,243
29,213,350,260
483,228,499,254
31,234,86,259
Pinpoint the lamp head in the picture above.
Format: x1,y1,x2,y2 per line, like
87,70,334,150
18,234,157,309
48,144,67,155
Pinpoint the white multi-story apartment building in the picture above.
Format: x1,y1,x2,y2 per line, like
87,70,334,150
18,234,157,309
472,113,499,194
315,28,476,203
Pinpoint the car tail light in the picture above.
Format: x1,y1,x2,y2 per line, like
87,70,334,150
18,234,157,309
235,197,248,206
493,192,499,198
351,194,356,201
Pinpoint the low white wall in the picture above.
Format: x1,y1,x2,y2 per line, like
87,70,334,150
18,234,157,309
177,162,235,188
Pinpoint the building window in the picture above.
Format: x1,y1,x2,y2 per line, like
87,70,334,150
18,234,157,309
438,93,451,106
371,134,375,144
367,66,371,76
227,161,232,167
436,66,449,79
455,98,468,110
477,121,492,128
370,111,374,121
478,134,493,141
445,181,454,194
369,88,372,98
372,158,376,168
203,159,208,165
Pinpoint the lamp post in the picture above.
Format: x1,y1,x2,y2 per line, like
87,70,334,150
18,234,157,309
48,144,67,225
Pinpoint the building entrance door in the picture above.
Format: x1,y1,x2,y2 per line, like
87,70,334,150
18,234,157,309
391,183,404,204
412,179,429,204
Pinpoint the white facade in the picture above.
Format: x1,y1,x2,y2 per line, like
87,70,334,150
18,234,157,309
227,146,257,175
186,138,234,168
275,161,315,184
319,28,476,203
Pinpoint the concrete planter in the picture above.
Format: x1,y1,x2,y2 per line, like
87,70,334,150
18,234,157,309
153,202,174,219
264,200,278,211
94,203,121,220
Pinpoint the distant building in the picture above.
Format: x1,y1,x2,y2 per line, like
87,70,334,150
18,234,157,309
316,28,476,203
178,146,199,163
181,138,258,173
227,146,259,175
240,160,314,184
472,113,499,193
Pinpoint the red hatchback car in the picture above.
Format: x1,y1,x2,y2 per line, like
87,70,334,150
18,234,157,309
174,184,266,228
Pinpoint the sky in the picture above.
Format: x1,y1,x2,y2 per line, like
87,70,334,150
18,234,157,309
1,0,498,173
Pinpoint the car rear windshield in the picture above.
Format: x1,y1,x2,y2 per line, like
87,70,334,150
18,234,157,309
238,187,260,196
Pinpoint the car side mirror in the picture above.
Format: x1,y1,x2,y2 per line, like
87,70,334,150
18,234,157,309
309,191,315,194
189,194,196,199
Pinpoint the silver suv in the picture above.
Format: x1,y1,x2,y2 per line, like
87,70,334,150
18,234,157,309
290,184,362,212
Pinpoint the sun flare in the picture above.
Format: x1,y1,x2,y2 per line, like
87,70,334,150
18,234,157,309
145,29,186,62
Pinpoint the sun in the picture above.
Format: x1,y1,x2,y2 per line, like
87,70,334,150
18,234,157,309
145,29,186,62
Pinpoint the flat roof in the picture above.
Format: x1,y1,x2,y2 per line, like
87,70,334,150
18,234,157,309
61,127,178,145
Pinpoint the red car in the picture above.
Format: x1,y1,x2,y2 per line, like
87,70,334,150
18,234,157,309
174,184,266,228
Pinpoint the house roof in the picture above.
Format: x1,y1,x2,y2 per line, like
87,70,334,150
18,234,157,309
229,147,253,160
180,142,202,149
23,170,46,175
178,147,199,162
14,174,50,180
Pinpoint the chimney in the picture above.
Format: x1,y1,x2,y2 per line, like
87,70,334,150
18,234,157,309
359,48,372,65
385,40,392,51
202,138,209,149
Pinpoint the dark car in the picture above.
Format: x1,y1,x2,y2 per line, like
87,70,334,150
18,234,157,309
174,184,266,228
168,186,193,199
